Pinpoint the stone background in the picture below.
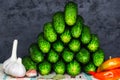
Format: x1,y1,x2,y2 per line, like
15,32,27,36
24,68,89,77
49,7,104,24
0,0,120,62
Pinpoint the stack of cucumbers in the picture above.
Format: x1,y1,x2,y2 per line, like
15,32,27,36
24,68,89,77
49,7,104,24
22,1,105,77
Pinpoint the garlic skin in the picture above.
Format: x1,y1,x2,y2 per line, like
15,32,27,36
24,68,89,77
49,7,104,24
3,39,18,69
5,58,26,77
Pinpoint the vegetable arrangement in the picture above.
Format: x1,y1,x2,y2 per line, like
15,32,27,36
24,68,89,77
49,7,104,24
22,1,106,77
3,1,119,79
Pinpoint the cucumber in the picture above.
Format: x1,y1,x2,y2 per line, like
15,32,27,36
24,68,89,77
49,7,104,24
65,1,78,26
71,15,83,38
87,34,99,52
38,61,51,75
76,48,90,64
53,12,65,34
22,56,36,71
62,48,74,63
54,60,65,74
44,22,57,42
81,25,91,44
84,62,96,73
47,49,59,63
29,43,44,63
60,29,71,44
53,40,64,53
37,32,51,53
93,49,105,66
68,39,81,52
67,60,81,77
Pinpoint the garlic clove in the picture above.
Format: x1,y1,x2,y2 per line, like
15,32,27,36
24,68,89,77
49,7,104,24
3,58,11,70
17,57,26,77
17,57,22,63
3,39,18,69
5,62,16,75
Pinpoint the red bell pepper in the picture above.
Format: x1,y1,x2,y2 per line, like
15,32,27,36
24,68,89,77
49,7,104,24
89,68,120,80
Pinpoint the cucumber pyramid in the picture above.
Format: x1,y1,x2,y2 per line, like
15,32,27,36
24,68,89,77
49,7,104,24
22,1,105,77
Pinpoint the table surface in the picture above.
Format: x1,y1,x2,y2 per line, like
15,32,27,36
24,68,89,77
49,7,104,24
0,0,120,63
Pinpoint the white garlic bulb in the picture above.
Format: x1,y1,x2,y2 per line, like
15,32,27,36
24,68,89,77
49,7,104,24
3,39,26,77
5,57,26,77
3,39,18,69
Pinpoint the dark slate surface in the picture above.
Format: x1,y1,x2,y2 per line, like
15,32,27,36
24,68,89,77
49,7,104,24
0,0,120,63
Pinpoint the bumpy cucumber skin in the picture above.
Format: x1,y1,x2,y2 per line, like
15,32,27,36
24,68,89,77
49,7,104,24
87,34,99,52
62,49,74,62
47,49,59,63
37,32,51,53
44,22,57,42
65,1,78,26
76,48,90,64
68,39,81,52
60,29,71,44
84,62,96,73
38,61,51,75
67,60,81,77
53,40,64,53
93,49,105,66
53,12,65,34
29,43,44,63
81,25,91,44
22,56,36,71
54,60,65,74
71,15,83,38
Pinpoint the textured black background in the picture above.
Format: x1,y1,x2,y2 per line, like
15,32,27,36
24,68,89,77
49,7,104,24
0,0,120,63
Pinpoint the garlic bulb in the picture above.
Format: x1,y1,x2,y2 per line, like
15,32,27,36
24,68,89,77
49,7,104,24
5,57,26,77
3,39,26,77
3,39,18,69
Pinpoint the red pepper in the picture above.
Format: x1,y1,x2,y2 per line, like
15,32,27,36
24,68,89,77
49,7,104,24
89,68,120,80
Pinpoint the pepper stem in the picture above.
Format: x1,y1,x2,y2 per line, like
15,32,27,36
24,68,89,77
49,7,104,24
109,56,112,59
